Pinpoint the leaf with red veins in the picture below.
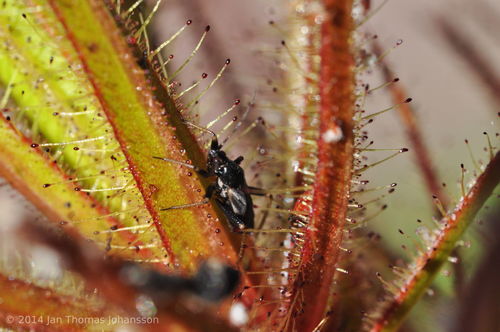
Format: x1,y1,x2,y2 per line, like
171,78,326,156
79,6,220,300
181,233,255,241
0,0,245,272
46,0,243,270
0,114,157,263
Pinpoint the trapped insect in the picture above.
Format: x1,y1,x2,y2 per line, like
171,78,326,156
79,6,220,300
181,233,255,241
154,121,262,232
121,259,240,304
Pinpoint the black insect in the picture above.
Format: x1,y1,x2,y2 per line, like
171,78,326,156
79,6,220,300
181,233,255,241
154,122,261,232
121,259,240,304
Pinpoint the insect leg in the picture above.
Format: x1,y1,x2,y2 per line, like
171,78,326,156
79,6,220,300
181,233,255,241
215,199,247,231
247,186,267,196
160,199,209,211
204,183,217,199
233,156,244,164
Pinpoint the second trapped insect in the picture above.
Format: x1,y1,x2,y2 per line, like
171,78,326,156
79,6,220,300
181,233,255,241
121,258,240,304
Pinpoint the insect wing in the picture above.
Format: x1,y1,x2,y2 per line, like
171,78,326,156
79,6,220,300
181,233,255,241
227,188,248,216
215,199,246,230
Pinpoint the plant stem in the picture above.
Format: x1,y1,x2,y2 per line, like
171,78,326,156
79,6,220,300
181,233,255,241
291,1,356,330
370,151,500,332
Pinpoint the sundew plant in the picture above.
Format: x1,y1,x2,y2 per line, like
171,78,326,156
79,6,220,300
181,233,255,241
0,0,498,331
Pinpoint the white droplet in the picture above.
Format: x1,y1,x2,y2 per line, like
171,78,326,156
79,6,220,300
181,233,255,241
448,256,458,264
283,237,293,249
323,127,343,143
352,4,364,21
229,302,248,326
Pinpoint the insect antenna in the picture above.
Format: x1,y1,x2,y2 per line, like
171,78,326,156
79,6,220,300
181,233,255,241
183,120,217,138
152,155,199,170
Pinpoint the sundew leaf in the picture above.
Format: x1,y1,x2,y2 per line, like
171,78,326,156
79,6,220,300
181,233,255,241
0,0,241,271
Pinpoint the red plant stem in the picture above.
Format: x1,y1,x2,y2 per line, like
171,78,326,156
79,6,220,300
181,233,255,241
291,8,320,189
370,151,500,332
291,1,356,330
373,42,449,208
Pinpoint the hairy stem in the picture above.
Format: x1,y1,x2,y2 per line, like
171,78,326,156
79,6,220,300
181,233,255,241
291,1,356,330
370,151,500,332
